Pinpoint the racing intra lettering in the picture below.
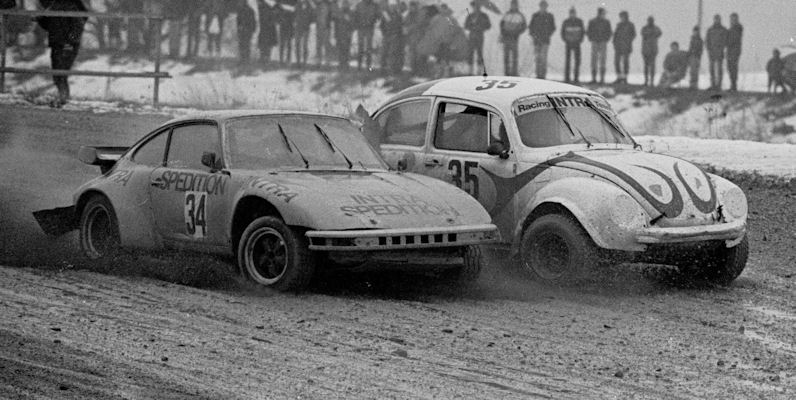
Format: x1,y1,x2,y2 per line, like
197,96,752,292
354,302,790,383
249,178,298,203
106,169,132,186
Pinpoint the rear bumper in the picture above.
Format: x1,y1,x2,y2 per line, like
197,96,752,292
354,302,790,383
636,219,746,245
306,224,500,251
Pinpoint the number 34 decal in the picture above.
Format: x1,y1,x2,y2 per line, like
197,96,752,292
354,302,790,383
184,191,208,238
449,160,479,198
475,80,518,91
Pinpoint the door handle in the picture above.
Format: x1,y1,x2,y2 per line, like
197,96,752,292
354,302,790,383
424,158,442,167
150,178,166,189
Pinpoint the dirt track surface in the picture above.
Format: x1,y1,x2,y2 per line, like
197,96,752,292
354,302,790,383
1,104,795,399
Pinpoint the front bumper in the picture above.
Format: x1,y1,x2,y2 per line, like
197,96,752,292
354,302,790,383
306,224,500,251
636,219,746,245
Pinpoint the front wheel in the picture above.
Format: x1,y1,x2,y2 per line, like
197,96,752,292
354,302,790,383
520,214,600,285
79,195,121,260
672,237,749,286
237,216,315,292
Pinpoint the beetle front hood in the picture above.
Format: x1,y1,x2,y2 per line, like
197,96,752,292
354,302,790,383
540,150,720,225
243,170,492,230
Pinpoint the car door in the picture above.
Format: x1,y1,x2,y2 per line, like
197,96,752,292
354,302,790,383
374,98,433,174
425,99,517,232
148,122,231,249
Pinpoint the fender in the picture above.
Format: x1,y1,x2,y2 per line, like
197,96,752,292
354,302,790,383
513,177,650,253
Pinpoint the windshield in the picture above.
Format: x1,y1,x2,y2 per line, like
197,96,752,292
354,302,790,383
514,95,633,148
225,116,385,170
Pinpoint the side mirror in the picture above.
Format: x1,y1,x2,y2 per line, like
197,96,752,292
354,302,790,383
487,142,510,159
201,151,218,170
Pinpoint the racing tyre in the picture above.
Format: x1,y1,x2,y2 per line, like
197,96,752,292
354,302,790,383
520,214,599,285
238,216,315,292
445,245,483,283
79,195,121,260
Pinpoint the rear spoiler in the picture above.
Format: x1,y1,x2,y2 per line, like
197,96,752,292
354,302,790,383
78,146,128,174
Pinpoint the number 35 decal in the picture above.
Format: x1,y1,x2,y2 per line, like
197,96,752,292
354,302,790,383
184,191,208,238
449,160,479,198
475,80,518,91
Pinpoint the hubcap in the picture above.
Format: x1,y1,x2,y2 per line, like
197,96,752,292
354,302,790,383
525,231,572,281
245,227,289,285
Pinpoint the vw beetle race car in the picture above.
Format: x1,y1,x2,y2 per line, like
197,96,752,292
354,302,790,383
34,111,499,291
360,76,749,285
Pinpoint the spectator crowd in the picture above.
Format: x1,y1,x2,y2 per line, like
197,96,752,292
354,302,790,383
1,0,792,103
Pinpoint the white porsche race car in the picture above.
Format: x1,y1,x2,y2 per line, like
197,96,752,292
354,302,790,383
361,76,749,285
34,111,499,291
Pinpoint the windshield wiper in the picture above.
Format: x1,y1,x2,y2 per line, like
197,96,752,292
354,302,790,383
314,123,355,169
546,95,591,148
584,97,640,149
278,123,310,169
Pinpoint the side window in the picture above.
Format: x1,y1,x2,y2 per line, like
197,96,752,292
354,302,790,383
166,124,221,170
489,112,509,148
133,129,168,167
376,100,430,146
434,102,489,153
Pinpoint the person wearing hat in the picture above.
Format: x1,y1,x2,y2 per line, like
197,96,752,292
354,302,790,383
586,7,612,84
528,0,555,79
499,0,526,76
612,10,636,84
464,0,491,75
561,6,584,83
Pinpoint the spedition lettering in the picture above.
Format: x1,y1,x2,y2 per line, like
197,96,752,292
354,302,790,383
341,194,461,216
161,170,227,195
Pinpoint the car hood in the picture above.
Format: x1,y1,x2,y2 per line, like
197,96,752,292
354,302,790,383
242,169,492,230
531,150,719,225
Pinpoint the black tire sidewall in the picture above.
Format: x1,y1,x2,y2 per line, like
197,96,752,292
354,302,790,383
520,214,597,284
79,195,120,260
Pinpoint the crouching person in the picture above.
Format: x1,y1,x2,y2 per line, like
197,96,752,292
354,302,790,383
659,41,689,88
37,0,87,106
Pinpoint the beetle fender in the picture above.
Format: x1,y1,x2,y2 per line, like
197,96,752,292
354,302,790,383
514,177,650,252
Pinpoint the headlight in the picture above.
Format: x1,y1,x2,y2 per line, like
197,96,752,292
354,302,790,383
721,186,748,219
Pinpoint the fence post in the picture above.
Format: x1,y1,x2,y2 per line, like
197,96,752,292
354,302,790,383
153,17,162,107
1,14,7,93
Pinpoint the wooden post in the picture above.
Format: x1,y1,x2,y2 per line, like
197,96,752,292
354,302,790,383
152,17,163,107
1,14,7,93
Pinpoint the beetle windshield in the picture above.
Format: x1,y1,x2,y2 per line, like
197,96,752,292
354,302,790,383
514,95,633,148
225,116,385,170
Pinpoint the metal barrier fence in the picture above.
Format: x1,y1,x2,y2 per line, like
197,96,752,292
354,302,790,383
0,9,171,106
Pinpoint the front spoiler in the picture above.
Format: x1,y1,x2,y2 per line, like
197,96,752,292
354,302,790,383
636,219,746,246
32,206,78,236
306,224,500,251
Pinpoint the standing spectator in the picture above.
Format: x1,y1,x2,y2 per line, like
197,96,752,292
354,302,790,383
658,41,688,88
528,0,555,79
687,25,703,89
767,49,789,94
380,0,404,74
120,0,145,54
706,14,728,90
205,2,231,56
464,1,491,75
36,0,87,106
314,0,333,66
277,0,297,64
257,0,278,63
499,0,526,76
354,0,379,70
586,7,611,84
726,12,743,91
334,0,354,69
640,16,661,86
612,10,635,84
404,0,424,74
294,0,313,67
560,7,584,83
163,0,187,59
236,0,257,62
186,0,206,58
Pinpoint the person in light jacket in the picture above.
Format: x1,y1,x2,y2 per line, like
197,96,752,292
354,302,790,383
499,0,526,76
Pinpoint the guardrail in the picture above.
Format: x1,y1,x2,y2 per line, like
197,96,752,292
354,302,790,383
0,9,171,106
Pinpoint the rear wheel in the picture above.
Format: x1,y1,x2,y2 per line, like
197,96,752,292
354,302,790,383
79,195,121,260
238,216,315,292
520,214,600,285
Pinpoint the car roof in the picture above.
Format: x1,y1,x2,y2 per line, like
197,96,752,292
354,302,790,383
385,76,599,110
162,110,351,126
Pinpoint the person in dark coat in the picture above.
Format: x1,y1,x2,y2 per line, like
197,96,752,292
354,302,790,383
560,7,584,83
612,10,635,84
314,0,333,65
380,0,404,75
334,0,354,69
705,14,728,90
276,0,296,64
36,0,87,105
766,49,788,94
659,41,688,88
404,0,424,74
236,0,257,62
257,0,278,63
687,25,703,89
163,0,187,59
294,0,314,66
119,0,145,54
640,16,661,86
528,0,555,79
499,0,526,76
354,0,379,70
726,12,743,91
586,7,611,84
464,1,491,75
